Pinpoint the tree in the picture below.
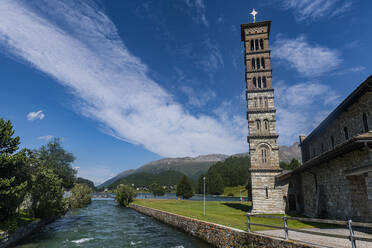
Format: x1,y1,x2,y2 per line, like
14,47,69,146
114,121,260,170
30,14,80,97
207,169,224,195
36,138,76,189
30,165,66,219
69,184,92,209
196,174,206,194
0,119,28,220
176,176,194,199
77,177,96,191
115,184,136,207
149,183,165,197
280,158,301,170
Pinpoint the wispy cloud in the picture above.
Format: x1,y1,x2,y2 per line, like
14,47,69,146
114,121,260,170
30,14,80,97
38,135,54,141
272,35,341,77
275,81,341,145
183,0,209,27
0,0,246,157
332,66,366,76
27,110,45,121
280,0,352,21
180,85,216,108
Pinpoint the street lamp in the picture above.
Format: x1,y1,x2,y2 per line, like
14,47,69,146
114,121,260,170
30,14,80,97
203,176,206,216
240,189,243,203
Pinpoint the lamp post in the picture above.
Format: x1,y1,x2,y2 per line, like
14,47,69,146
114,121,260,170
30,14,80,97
203,176,206,216
240,189,243,203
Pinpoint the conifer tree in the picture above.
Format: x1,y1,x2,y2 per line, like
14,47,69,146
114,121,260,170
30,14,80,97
176,175,194,199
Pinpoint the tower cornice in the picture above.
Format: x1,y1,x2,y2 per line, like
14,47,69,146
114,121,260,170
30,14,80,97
241,21,272,41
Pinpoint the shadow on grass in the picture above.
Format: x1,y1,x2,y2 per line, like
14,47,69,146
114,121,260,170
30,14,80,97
222,203,252,212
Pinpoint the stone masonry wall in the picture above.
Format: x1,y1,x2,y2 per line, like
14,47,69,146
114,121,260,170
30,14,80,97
130,203,317,248
299,148,372,221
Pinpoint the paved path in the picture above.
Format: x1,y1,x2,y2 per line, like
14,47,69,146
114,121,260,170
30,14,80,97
258,228,372,248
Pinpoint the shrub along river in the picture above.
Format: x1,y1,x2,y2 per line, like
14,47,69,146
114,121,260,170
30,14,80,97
16,199,211,248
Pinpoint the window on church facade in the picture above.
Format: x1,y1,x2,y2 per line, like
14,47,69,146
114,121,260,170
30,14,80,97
265,186,268,198
259,97,263,107
254,97,257,107
253,77,257,88
344,127,349,140
261,58,265,69
363,113,369,132
261,148,268,163
256,120,261,131
331,136,335,148
255,39,259,50
263,77,267,88
321,143,324,153
256,58,260,69
264,97,268,108
258,77,262,88
252,59,256,70
251,40,254,51
264,119,269,131
260,39,264,50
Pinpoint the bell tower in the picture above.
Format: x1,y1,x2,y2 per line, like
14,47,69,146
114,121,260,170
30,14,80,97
241,16,284,214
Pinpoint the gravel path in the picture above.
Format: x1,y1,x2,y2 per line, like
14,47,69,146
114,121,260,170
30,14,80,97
258,228,372,248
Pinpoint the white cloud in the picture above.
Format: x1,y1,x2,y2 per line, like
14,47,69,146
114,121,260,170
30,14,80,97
280,0,352,21
183,0,208,27
38,135,54,141
27,110,45,121
272,35,341,77
180,86,216,108
275,81,341,145
0,0,246,157
76,165,116,186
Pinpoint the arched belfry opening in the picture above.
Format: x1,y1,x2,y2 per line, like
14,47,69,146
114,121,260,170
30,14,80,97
241,19,284,214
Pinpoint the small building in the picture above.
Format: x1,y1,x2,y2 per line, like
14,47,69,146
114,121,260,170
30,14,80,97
277,75,372,221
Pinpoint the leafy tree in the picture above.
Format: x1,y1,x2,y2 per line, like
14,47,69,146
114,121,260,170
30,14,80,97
0,119,28,220
77,177,96,191
176,175,194,199
69,184,91,209
115,184,136,207
206,169,224,195
36,138,76,189
196,174,206,194
149,183,165,197
280,158,301,170
30,165,66,219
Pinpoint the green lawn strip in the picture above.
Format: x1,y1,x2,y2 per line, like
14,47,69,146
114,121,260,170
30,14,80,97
133,199,336,231
222,185,247,197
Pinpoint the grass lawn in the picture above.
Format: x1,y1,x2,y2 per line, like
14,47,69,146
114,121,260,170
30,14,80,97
134,199,334,231
222,185,247,197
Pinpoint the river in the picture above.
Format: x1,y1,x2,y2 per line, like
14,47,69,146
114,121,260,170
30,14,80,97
16,199,211,248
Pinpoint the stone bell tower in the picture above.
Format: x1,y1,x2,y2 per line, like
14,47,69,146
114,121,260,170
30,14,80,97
241,17,284,214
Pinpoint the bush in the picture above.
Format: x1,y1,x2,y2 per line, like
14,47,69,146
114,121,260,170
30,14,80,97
115,184,136,207
69,184,91,209
227,193,234,197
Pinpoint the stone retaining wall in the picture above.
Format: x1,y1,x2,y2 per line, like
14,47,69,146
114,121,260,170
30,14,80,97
130,203,319,248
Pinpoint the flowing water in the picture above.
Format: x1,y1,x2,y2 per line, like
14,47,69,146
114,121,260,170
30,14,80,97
17,199,211,248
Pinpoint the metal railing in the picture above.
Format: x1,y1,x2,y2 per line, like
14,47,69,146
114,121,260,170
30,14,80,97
246,214,372,248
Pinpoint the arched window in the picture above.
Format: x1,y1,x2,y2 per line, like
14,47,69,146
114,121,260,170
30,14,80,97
259,97,263,107
260,39,264,50
262,77,267,88
255,39,259,50
261,58,265,69
254,97,257,107
331,136,335,148
252,77,257,88
264,119,269,131
256,120,261,131
251,59,256,70
363,113,369,132
256,58,261,69
250,40,254,51
261,147,268,163
258,77,262,88
264,97,268,108
344,127,349,140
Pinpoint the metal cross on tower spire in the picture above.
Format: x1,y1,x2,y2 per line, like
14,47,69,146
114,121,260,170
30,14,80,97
250,9,258,23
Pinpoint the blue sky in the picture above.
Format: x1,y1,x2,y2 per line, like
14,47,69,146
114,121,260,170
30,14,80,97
0,0,371,184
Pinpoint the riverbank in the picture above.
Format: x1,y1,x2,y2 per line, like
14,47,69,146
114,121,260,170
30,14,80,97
133,199,331,231
130,203,317,248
